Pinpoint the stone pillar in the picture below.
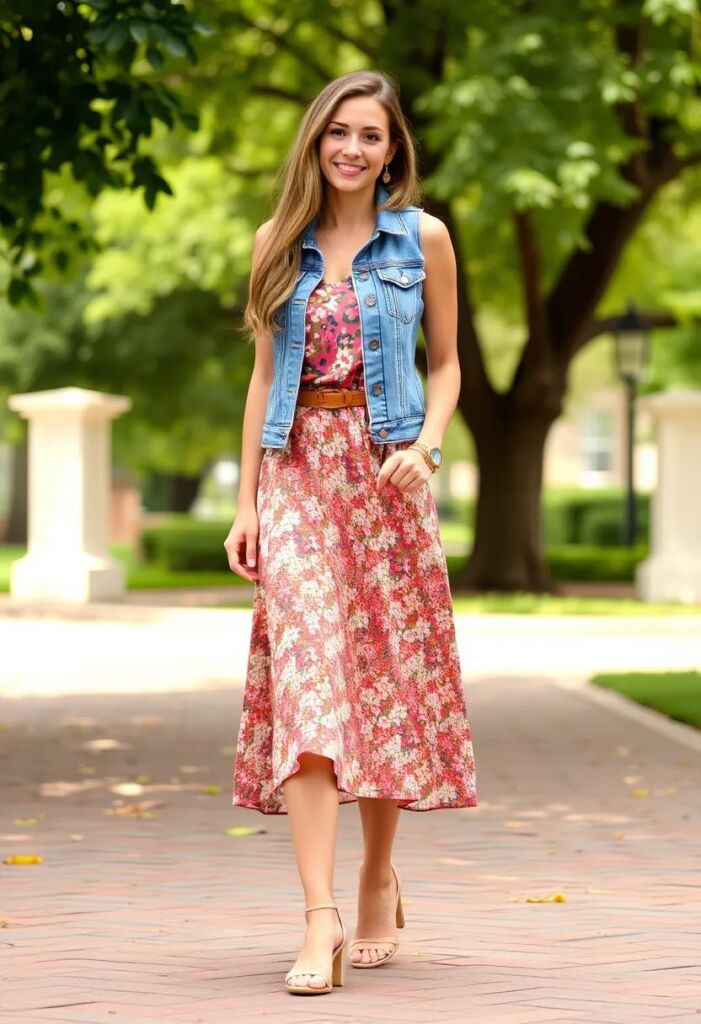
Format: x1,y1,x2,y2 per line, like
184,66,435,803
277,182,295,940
636,389,701,604
7,386,132,603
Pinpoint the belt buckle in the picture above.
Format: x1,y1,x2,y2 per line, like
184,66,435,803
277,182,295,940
321,387,345,407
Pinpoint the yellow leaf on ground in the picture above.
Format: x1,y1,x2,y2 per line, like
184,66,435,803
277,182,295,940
225,826,267,836
13,818,39,825
201,785,221,794
629,788,650,797
110,783,145,797
524,892,567,903
4,855,43,864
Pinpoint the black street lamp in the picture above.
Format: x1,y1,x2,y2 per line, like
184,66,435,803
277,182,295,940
611,301,651,547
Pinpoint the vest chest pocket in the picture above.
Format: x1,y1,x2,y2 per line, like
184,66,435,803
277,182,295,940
376,266,426,323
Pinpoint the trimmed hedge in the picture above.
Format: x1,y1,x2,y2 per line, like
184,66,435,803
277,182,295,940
446,490,650,547
141,518,648,582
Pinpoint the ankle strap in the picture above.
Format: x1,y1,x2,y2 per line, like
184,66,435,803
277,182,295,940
305,902,338,912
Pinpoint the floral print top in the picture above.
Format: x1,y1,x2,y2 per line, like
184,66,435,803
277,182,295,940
300,276,364,390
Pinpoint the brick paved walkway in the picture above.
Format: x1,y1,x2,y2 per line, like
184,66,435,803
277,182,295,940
1,617,701,1022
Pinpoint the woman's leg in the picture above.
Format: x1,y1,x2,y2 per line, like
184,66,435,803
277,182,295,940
352,797,402,965
283,752,344,988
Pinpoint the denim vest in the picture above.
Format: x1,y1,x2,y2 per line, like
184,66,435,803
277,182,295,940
260,182,426,450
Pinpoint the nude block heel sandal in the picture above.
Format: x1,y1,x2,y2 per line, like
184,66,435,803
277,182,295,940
284,903,346,995
350,861,405,969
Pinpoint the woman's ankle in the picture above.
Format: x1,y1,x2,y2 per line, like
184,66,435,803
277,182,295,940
359,859,394,886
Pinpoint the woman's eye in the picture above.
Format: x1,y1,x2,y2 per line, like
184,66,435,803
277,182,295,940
329,128,380,142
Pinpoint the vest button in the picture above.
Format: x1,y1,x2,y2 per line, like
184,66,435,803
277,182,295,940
359,270,369,280
399,272,408,283
365,294,376,307
369,338,380,350
371,383,383,396
379,428,388,437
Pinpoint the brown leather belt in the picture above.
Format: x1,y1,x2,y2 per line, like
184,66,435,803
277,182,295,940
296,387,367,408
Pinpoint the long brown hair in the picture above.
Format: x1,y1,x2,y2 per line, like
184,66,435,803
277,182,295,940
241,70,424,344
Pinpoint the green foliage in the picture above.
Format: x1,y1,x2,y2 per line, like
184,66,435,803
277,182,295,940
140,517,231,572
0,0,209,305
543,489,650,546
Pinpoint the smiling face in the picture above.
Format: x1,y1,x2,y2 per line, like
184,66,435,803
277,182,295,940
318,94,398,193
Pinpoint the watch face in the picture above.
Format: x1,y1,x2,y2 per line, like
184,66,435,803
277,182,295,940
430,447,442,466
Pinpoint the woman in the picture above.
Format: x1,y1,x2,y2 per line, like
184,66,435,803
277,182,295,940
225,69,478,996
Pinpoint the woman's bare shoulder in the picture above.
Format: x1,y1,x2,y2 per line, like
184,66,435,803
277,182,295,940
419,210,451,245
257,217,275,235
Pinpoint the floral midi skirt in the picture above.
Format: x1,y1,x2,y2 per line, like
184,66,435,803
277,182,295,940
231,403,478,814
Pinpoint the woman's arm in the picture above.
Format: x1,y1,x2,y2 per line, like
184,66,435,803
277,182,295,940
236,219,275,513
415,211,461,452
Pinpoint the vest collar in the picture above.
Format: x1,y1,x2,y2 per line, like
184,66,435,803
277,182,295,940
301,182,405,250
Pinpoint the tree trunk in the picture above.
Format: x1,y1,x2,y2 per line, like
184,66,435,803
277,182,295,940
457,398,562,593
165,472,203,513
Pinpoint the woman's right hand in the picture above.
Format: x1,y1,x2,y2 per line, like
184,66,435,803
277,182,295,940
223,505,260,583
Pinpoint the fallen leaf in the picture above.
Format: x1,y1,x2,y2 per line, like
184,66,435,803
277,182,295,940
78,764,96,775
13,818,39,825
219,746,236,756
179,765,208,774
225,826,267,836
201,785,221,794
110,783,145,797
3,855,43,864
82,738,131,752
106,799,163,818
135,775,150,784
524,892,567,903
629,788,650,797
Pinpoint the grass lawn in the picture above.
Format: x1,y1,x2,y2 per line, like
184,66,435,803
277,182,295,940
590,671,701,730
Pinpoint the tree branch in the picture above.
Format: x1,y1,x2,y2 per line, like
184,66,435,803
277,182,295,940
514,210,549,361
318,20,377,59
252,84,309,105
226,12,334,84
579,310,683,346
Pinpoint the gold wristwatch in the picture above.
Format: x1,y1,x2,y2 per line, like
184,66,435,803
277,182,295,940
409,442,442,473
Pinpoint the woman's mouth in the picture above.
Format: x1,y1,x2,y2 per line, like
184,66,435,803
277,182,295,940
333,162,366,177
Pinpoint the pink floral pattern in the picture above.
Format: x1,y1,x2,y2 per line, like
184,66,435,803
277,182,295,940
231,278,478,814
301,276,364,390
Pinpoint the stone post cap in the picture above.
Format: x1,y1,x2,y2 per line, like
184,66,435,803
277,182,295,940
8,386,131,419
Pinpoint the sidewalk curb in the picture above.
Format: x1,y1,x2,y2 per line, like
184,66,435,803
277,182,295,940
555,673,701,754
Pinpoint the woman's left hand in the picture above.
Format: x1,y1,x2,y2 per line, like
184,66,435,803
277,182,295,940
376,447,433,494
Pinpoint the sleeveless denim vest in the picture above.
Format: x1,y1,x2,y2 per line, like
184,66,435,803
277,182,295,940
260,182,426,451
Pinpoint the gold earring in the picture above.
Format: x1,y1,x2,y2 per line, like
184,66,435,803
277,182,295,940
382,162,391,183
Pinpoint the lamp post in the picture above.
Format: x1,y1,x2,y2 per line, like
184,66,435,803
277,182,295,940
611,301,651,547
